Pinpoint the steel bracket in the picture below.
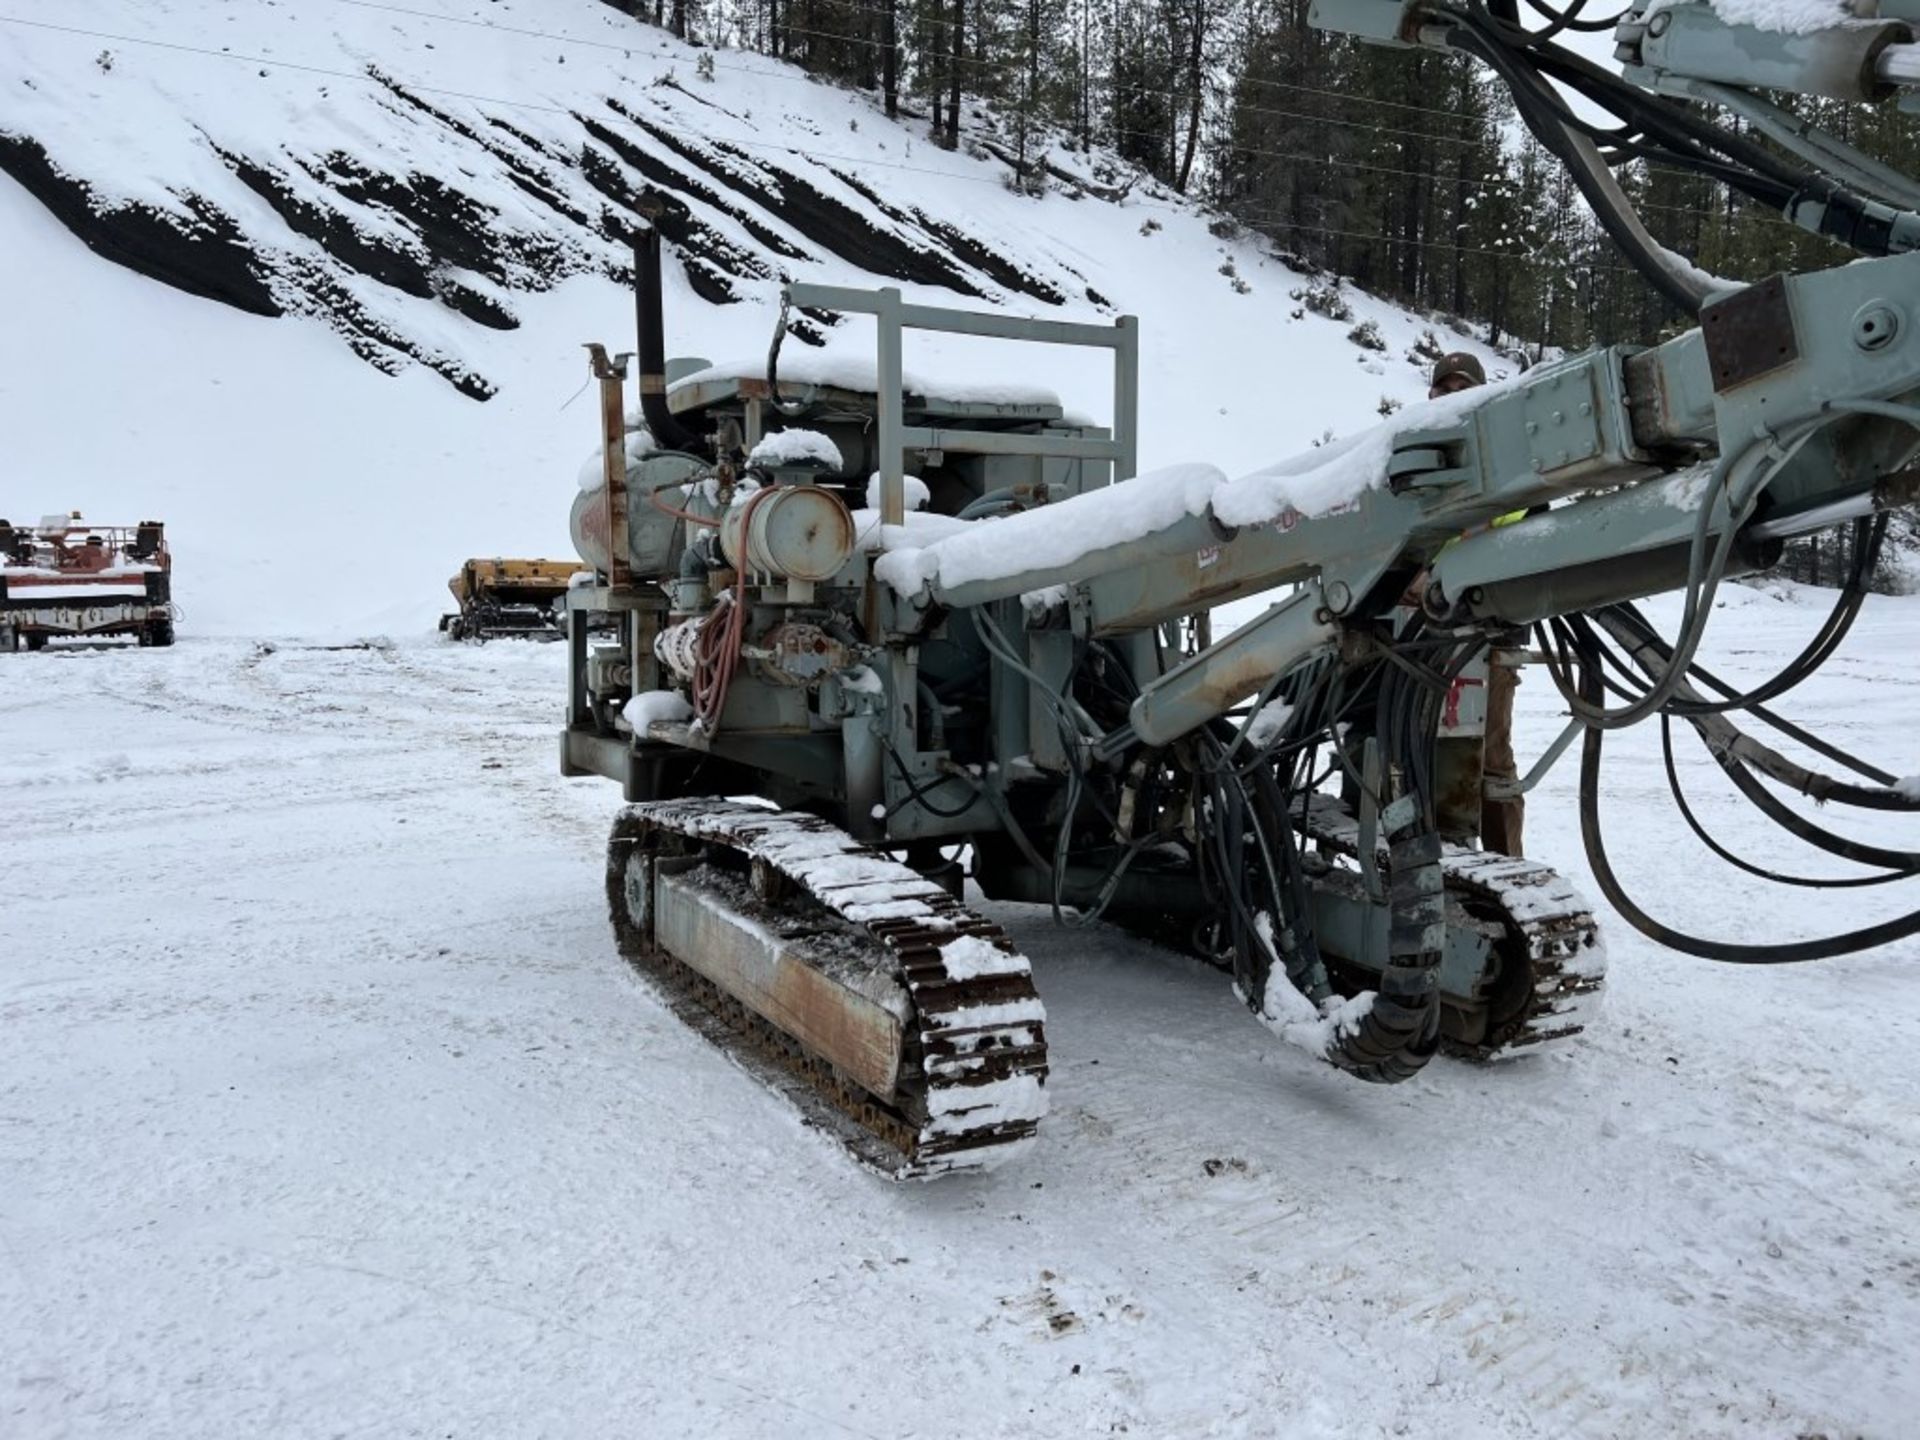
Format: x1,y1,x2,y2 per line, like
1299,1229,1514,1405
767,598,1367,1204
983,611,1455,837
1701,274,1799,392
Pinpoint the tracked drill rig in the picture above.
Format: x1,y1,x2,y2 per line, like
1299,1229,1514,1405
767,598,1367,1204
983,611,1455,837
558,0,1920,1177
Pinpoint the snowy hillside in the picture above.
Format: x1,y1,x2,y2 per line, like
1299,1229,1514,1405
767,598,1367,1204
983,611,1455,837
0,0,1503,635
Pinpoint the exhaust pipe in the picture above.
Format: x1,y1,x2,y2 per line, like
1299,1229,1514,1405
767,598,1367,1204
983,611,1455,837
633,227,707,456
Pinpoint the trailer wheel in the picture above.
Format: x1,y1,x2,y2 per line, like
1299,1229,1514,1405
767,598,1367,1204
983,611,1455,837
145,617,176,648
25,632,48,652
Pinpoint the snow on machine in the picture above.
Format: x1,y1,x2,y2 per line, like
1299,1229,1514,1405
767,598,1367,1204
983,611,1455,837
439,557,576,641
555,6,1920,1178
0,514,174,651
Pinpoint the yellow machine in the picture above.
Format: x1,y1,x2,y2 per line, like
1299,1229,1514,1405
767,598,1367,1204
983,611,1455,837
439,558,576,641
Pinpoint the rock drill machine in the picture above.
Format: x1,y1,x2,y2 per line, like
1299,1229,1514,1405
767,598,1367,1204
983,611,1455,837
558,0,1920,1176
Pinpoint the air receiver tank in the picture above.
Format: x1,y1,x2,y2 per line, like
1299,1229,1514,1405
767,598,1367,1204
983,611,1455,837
570,450,705,577
718,485,855,581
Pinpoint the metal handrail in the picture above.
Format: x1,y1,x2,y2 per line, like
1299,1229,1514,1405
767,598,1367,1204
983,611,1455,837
783,282,1139,525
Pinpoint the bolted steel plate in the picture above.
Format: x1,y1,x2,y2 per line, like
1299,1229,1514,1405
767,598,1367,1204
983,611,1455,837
1701,273,1798,393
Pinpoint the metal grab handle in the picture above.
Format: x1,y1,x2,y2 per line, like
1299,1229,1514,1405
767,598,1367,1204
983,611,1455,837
779,282,1139,527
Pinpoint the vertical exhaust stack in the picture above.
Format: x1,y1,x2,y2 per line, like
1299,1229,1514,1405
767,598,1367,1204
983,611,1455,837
632,227,706,456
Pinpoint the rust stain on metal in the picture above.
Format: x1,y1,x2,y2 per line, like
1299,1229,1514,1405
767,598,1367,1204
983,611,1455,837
586,343,634,588
610,803,1048,1178
1701,273,1797,393
655,873,905,1100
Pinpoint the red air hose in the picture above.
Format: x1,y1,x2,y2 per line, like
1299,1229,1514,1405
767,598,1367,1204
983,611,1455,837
689,486,776,731
648,487,723,528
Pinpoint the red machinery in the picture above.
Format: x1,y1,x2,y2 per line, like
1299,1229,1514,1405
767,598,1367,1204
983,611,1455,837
0,514,175,650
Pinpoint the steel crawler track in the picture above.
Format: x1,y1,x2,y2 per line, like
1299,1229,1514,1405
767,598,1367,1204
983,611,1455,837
607,800,1048,1179
1298,794,1607,1057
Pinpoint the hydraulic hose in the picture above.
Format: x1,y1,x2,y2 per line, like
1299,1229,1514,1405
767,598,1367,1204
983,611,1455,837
689,486,779,730
1578,679,1920,961
1323,802,1446,1082
766,291,812,419
1315,633,1482,1083
1660,718,1911,889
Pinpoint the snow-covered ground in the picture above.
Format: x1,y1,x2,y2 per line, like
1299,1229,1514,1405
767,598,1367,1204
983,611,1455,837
4,587,1917,1439
6,5,1919,1435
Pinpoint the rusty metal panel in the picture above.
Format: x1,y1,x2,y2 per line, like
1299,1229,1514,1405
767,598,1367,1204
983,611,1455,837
587,345,634,589
654,872,905,1101
1701,273,1798,392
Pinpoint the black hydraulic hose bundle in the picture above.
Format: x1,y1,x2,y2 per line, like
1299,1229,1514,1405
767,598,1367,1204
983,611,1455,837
1195,722,1328,1009
1538,539,1920,961
1325,803,1446,1083
1190,614,1498,1083
1437,0,1920,310
1652,514,1883,720
766,290,812,419
1541,570,1920,895
1249,760,1328,992
1294,629,1482,1082
1319,633,1486,1079
1517,0,1629,34
1452,21,1719,313
1575,662,1920,962
1659,717,1912,890
1586,607,1920,861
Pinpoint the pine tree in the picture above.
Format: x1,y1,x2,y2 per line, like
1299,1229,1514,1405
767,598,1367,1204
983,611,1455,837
688,0,1918,360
